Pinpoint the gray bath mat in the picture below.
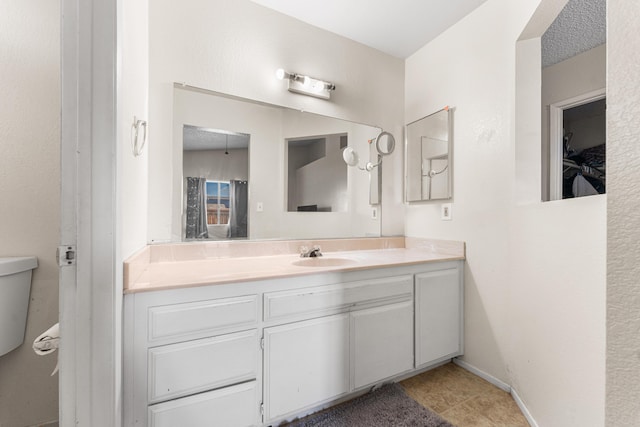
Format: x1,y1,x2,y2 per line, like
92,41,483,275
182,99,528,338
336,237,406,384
284,383,454,427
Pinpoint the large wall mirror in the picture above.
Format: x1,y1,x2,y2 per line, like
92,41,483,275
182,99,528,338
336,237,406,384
405,107,453,202
172,85,381,241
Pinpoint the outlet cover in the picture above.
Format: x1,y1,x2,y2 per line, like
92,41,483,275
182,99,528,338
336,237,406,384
441,203,452,220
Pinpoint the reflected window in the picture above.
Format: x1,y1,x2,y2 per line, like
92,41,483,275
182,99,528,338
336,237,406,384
206,181,230,225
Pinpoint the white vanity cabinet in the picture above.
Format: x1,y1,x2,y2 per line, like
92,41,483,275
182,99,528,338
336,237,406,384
124,291,261,427
261,274,414,423
124,259,464,427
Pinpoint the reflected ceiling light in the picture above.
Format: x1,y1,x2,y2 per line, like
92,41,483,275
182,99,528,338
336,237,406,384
275,68,336,100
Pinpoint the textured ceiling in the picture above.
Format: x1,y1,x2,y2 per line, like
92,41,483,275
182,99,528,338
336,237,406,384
250,0,489,58
541,0,606,68
183,125,250,151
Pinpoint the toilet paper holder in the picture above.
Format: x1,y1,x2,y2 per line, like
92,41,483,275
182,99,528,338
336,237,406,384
33,322,60,376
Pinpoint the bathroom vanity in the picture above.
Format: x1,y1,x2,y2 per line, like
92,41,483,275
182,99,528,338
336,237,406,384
123,238,464,426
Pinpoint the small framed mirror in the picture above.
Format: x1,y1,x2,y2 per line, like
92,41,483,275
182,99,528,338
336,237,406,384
405,107,453,202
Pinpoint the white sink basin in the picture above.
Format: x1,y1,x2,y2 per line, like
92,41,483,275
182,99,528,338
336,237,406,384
292,257,356,268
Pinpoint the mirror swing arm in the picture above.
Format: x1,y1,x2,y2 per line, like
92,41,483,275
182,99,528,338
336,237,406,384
343,130,396,171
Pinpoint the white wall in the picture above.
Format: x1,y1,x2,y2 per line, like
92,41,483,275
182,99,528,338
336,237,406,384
183,149,249,181
148,0,405,243
119,0,149,260
405,0,605,425
606,1,640,425
294,143,347,212
0,1,60,425
406,0,535,384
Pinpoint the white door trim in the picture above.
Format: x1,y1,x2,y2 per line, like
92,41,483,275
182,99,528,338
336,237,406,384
60,0,120,425
549,88,606,201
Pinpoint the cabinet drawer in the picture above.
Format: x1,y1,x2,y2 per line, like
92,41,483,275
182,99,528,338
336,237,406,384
264,275,413,323
148,381,258,427
148,330,258,403
148,295,257,343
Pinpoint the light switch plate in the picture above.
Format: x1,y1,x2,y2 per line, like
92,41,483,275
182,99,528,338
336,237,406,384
441,203,452,220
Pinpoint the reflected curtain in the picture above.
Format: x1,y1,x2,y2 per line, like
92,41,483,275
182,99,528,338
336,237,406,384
228,180,248,238
185,177,209,239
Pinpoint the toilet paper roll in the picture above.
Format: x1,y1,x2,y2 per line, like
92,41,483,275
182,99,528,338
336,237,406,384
33,322,59,375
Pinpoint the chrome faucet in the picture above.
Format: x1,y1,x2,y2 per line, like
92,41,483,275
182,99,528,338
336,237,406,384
299,245,323,258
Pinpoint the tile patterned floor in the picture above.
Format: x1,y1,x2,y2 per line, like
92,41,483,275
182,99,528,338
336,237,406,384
401,362,529,427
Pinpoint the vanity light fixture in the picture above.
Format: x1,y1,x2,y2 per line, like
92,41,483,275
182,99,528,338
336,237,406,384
275,68,336,100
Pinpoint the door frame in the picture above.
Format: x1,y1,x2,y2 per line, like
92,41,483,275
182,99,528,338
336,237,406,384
60,0,120,425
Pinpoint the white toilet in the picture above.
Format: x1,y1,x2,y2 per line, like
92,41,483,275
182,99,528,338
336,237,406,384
0,257,38,357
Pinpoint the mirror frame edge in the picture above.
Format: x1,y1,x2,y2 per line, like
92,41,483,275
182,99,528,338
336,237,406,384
403,107,454,203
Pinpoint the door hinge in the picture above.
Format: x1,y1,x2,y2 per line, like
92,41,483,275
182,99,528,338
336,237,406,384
260,402,264,422
57,245,76,267
260,337,264,350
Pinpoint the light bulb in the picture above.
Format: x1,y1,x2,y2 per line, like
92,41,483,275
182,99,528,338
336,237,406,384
313,81,326,92
275,68,286,80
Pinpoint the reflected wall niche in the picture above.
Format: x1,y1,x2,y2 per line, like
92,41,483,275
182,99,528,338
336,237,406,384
286,133,348,213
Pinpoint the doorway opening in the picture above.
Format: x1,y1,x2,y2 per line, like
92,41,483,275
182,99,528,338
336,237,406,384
549,91,606,200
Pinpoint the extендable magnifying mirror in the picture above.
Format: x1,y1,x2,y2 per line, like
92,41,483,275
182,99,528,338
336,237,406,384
342,130,395,171
375,131,395,156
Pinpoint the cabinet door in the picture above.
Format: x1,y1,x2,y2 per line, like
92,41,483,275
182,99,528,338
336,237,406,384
351,300,413,389
415,267,462,367
263,314,349,422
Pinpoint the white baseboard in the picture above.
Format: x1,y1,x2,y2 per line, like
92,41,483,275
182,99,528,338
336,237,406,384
511,387,539,427
453,358,538,427
452,358,511,392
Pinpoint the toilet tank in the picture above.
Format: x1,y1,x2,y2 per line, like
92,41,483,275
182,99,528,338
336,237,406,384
0,257,38,357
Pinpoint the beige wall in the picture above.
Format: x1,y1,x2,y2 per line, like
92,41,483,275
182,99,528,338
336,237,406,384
406,0,606,425
0,1,60,426
606,1,640,425
146,0,405,244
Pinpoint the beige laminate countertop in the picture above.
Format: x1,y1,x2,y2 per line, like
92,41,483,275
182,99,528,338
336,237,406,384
124,237,465,293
